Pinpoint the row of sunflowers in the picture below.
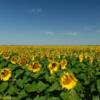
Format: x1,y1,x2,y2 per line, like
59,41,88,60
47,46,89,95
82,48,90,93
0,46,100,100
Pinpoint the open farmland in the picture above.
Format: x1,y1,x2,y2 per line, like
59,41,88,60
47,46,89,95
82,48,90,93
0,46,100,100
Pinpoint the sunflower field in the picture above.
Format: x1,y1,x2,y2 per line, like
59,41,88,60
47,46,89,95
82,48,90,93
0,46,100,100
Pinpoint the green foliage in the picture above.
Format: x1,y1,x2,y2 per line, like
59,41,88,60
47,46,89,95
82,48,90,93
92,96,100,100
34,95,46,100
0,47,99,99
96,79,100,92
7,86,18,95
60,90,81,100
47,82,61,92
24,82,37,92
0,82,8,92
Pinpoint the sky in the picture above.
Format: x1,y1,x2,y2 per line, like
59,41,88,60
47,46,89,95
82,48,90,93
0,0,100,45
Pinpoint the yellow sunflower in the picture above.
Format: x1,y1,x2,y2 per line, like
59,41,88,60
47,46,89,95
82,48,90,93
28,62,41,73
0,68,12,81
60,59,68,70
18,56,29,65
48,62,59,74
48,56,55,62
79,53,84,62
10,55,19,64
60,72,77,90
89,56,94,64
2,51,10,60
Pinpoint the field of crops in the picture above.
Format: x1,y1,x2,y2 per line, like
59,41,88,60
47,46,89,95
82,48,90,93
0,46,100,100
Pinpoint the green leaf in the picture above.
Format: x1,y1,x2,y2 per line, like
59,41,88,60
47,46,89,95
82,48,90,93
0,94,2,100
8,63,18,71
0,82,8,92
91,84,96,93
0,56,4,61
26,98,31,100
60,90,81,100
97,79,100,92
31,72,41,79
45,74,55,83
14,69,24,78
17,90,27,99
0,64,3,69
34,95,46,100
16,79,25,88
0,60,9,67
60,92,70,100
69,90,81,100
7,86,18,95
36,81,48,93
2,96,12,100
24,82,37,92
92,95,100,100
25,81,48,93
24,70,31,77
47,82,61,92
47,97,60,100
23,76,30,83
95,72,100,76
79,73,86,80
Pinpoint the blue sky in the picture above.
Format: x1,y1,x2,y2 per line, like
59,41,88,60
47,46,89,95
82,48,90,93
0,0,100,45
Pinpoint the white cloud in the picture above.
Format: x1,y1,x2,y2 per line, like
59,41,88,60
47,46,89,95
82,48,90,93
64,32,78,36
31,8,42,13
45,32,54,35
70,32,78,36
45,32,79,36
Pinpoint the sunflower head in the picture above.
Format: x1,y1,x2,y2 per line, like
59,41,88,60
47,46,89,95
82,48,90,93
28,62,41,73
48,56,54,62
60,72,77,90
0,68,12,81
10,55,19,64
89,56,94,64
48,62,59,74
60,59,68,70
31,56,35,61
18,56,29,65
2,51,10,60
79,53,84,62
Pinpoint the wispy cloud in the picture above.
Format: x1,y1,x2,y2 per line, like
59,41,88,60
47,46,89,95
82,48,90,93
45,32,79,36
64,32,78,36
30,8,42,13
45,32,54,35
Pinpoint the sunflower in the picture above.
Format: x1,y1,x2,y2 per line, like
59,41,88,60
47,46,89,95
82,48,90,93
2,51,10,60
31,55,35,61
60,72,77,90
48,56,55,62
0,68,12,81
18,56,29,65
10,55,19,64
28,62,41,73
79,53,84,62
48,62,59,74
89,56,94,64
60,59,68,70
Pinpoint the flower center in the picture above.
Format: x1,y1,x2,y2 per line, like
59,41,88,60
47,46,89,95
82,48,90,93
20,58,27,65
33,63,39,69
3,52,9,57
61,61,66,65
52,63,57,68
63,75,73,85
12,57,18,61
1,70,9,77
